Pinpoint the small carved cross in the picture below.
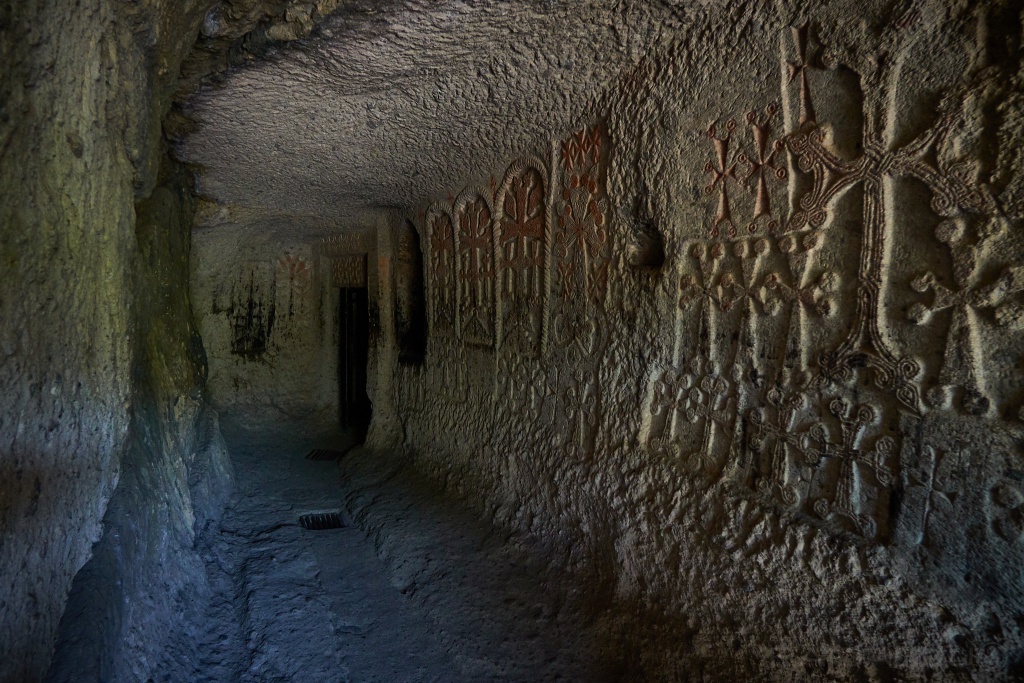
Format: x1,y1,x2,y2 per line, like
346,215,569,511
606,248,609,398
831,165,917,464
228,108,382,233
684,373,735,467
763,269,837,318
749,387,807,501
907,446,959,546
704,119,740,237
805,398,896,538
738,103,788,231
908,218,1024,411
786,21,817,127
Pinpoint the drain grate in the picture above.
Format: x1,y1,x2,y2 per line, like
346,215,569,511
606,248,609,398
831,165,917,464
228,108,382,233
306,448,346,462
299,512,345,530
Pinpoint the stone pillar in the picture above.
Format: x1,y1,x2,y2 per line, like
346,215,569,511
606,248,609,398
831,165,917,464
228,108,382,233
365,211,404,449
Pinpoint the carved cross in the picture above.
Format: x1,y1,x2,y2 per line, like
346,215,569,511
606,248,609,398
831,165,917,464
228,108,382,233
805,398,896,538
704,119,740,238
907,446,959,546
679,242,728,362
763,269,836,317
559,369,599,454
459,199,492,301
749,387,806,503
908,218,1024,411
556,180,607,300
499,169,545,298
683,373,735,469
786,22,818,127
786,89,991,412
718,238,776,315
738,103,788,231
429,213,456,332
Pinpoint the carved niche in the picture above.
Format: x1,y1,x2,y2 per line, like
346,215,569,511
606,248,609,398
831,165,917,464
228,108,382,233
454,189,497,347
494,157,548,358
425,203,457,338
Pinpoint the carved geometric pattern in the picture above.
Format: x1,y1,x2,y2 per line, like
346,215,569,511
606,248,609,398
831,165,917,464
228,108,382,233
495,158,548,358
331,254,367,288
455,190,496,347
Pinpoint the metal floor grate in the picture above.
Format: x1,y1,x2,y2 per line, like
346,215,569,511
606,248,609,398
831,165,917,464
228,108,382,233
299,512,345,530
306,448,347,462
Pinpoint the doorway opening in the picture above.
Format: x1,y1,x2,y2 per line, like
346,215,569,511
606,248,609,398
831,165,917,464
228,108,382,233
339,287,371,443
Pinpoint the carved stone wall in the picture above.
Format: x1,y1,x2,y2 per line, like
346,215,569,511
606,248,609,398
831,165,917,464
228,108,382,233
192,222,378,429
393,1,1024,678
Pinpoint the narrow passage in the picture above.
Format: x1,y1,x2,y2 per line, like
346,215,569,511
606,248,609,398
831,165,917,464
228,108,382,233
192,422,461,683
191,420,609,682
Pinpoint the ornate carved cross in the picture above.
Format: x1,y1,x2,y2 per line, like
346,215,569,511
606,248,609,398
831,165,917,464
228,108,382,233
805,398,896,538
749,387,806,504
683,373,735,470
738,104,788,231
786,88,991,412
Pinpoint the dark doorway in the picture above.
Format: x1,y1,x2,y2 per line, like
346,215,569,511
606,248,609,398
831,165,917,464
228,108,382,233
339,287,371,442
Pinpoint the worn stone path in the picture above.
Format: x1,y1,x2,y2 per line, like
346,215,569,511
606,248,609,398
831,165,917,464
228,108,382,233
187,420,614,683
188,422,464,683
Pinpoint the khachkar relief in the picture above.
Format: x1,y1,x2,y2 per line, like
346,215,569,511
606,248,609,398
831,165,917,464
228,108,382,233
455,190,497,347
547,124,611,457
426,203,457,337
495,158,548,358
647,18,1021,542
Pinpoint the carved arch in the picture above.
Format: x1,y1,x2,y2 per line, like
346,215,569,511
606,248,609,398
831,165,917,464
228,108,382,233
494,157,549,357
424,201,456,338
453,188,497,347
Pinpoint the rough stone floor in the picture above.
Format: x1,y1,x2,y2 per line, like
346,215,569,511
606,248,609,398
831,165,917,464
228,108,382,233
190,420,609,683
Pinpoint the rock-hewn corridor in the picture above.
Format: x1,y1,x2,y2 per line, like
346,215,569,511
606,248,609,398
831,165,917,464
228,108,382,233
182,418,629,682
3,1,1024,681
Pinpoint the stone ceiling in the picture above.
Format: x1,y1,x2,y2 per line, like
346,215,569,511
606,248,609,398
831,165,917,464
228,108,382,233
177,0,691,221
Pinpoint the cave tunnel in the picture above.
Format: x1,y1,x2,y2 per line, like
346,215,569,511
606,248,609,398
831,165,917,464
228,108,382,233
3,1,1024,681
